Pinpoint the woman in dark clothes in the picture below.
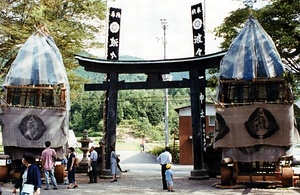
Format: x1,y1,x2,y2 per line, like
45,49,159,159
12,153,42,195
67,147,78,189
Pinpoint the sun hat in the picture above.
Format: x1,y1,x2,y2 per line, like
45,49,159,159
166,164,171,169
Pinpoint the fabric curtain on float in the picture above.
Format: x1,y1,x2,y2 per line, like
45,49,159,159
214,104,298,148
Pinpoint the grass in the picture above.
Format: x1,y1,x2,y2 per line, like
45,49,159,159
116,141,140,151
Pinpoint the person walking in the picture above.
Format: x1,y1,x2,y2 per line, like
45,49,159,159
89,146,98,183
41,141,58,190
67,147,78,189
165,164,175,192
140,135,145,153
108,146,118,182
157,147,172,190
12,153,42,195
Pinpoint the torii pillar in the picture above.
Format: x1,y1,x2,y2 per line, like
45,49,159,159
105,72,119,169
189,69,209,180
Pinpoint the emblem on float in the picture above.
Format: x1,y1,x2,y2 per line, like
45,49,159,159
19,115,46,140
244,107,279,139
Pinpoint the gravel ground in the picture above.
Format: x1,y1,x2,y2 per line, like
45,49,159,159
1,151,300,195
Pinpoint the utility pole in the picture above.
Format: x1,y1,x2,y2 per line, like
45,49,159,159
161,19,169,147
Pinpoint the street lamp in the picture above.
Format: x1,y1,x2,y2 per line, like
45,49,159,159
160,19,168,60
160,19,170,147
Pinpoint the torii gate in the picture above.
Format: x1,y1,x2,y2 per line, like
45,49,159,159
75,50,225,179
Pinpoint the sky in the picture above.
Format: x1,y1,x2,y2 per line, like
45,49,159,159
89,0,269,60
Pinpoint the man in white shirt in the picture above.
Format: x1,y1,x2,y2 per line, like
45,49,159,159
157,147,172,190
89,146,98,183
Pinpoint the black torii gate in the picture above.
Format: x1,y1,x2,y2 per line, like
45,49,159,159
75,50,225,179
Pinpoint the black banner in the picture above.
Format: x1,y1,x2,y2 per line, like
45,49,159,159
191,3,205,56
191,3,206,150
107,7,122,60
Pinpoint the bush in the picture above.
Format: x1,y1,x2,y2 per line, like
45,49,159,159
89,131,102,137
149,144,179,164
150,146,165,157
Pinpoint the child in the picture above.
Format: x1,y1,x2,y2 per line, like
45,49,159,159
165,164,175,192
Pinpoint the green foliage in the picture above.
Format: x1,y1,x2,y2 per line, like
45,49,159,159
88,130,103,138
150,145,165,157
214,0,300,74
119,119,164,141
149,144,179,163
70,91,104,134
0,0,106,77
118,90,165,126
214,8,250,49
169,143,180,164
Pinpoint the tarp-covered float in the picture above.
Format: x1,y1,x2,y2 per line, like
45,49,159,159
0,27,70,181
213,15,300,187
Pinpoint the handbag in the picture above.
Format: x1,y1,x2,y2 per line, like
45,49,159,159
116,156,120,163
21,183,34,195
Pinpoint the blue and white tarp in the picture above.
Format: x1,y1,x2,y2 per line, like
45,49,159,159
219,15,285,80
3,33,69,86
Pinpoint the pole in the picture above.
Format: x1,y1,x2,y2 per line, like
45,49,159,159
161,19,169,147
164,88,169,147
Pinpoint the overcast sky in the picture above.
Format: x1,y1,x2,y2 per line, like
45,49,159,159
90,0,269,60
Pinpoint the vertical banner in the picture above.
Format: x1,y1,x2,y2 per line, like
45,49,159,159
191,3,206,150
105,7,121,169
107,7,122,60
191,3,205,56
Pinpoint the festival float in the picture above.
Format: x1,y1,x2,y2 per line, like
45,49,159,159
0,26,70,182
214,15,300,187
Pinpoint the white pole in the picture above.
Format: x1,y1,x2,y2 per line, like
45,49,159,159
164,88,169,147
161,19,169,147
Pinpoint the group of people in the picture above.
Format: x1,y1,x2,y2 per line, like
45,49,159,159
12,141,78,194
88,145,120,183
11,141,121,194
10,142,174,194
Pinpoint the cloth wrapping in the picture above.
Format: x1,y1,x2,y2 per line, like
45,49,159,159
2,33,70,110
3,34,68,86
219,15,284,80
214,104,299,148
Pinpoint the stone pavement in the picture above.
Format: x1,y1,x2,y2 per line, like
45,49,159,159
1,151,300,194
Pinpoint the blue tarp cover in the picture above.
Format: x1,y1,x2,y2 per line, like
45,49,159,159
219,15,285,80
3,33,68,86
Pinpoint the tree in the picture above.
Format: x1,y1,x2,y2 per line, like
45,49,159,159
0,0,106,76
214,0,300,74
69,91,103,135
118,90,165,126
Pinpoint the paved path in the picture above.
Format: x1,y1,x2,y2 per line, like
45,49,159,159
2,151,300,194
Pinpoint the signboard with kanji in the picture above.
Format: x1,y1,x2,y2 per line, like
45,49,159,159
191,3,205,56
107,7,122,60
